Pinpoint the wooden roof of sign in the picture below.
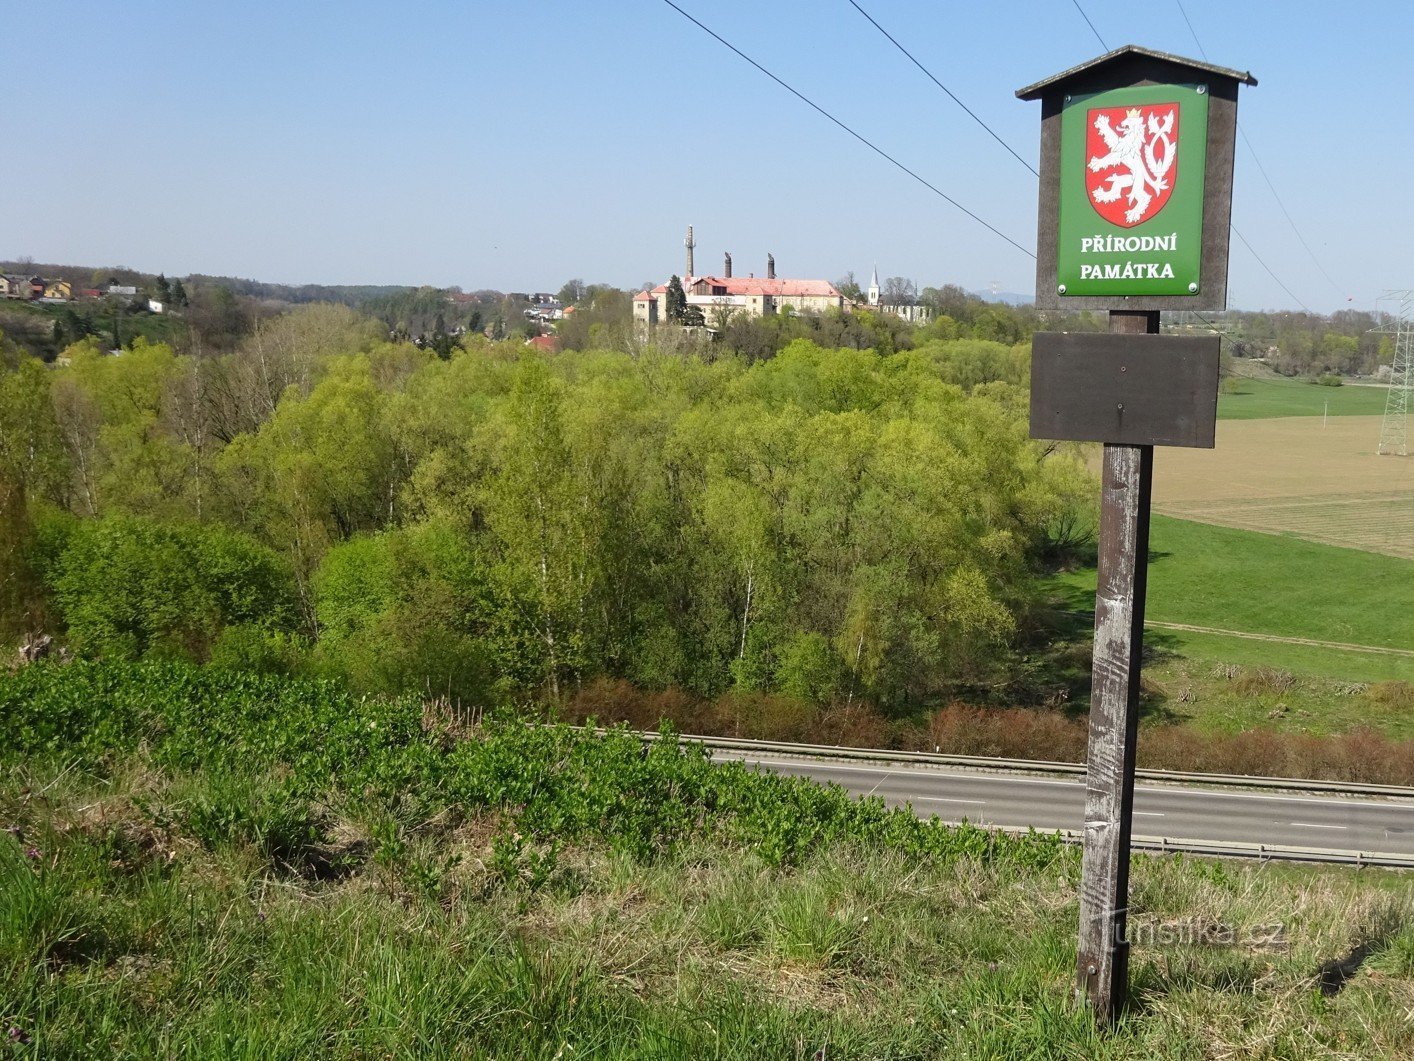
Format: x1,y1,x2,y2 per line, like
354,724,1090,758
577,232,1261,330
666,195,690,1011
1016,45,1257,100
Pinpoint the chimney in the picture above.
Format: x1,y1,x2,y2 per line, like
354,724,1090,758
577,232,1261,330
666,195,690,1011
684,224,695,278
766,253,775,280
724,252,732,278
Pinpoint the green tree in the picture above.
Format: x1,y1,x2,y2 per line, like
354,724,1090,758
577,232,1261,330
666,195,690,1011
313,523,495,703
51,515,295,659
0,356,69,636
665,275,687,323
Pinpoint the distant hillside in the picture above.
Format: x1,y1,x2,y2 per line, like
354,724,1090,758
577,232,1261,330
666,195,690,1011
970,288,1033,306
0,260,417,307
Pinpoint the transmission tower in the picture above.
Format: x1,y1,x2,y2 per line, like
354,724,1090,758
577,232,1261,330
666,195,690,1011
1376,289,1412,456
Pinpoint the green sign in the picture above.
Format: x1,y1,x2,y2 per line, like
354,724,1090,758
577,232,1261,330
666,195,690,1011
1056,82,1209,298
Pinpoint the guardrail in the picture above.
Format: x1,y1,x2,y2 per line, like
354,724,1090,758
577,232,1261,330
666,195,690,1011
987,825,1414,869
638,731,1414,800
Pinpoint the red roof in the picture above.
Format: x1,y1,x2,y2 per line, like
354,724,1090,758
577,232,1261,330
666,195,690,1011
633,290,654,301
652,276,842,298
527,335,560,353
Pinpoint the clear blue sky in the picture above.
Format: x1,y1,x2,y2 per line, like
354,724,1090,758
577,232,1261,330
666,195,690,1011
4,1,1409,313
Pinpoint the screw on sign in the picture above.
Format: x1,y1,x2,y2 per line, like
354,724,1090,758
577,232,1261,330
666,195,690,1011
1017,46,1255,1026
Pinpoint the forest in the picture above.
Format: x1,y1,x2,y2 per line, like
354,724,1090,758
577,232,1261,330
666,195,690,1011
0,301,1093,720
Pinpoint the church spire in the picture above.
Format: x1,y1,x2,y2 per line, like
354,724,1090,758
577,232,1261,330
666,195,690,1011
867,263,880,306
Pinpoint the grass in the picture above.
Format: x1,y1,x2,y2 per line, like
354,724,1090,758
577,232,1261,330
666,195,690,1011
1043,514,1414,740
1218,377,1391,420
1048,515,1414,673
4,736,1413,1057
1141,655,1414,741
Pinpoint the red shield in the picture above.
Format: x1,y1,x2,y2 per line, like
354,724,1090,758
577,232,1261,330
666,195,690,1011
1084,103,1180,228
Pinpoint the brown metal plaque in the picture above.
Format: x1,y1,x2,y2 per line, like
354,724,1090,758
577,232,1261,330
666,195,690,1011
1030,332,1219,447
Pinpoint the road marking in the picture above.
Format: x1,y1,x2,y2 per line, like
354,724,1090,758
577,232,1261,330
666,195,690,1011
1289,822,1348,830
865,770,893,797
1137,786,1399,809
912,796,986,805
1134,811,1165,817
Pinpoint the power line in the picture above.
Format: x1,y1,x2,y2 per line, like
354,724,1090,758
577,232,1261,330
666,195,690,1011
1070,0,1109,50
1235,127,1345,298
1173,0,1346,301
659,1,1034,260
846,0,1038,178
1230,225,1312,313
1174,0,1207,60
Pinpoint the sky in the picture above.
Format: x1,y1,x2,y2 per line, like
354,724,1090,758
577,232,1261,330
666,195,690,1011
4,1,1411,314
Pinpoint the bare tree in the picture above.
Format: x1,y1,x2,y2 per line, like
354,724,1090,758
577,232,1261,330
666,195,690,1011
882,277,918,306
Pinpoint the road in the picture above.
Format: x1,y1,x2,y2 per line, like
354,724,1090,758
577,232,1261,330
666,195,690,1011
713,750,1414,861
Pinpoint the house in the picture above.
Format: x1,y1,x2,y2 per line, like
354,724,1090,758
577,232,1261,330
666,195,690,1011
42,279,72,301
526,335,560,354
0,275,26,299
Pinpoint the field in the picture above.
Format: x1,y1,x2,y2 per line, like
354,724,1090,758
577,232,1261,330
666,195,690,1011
1051,515,1414,672
4,663,1412,1059
1217,376,1392,420
1142,414,1414,559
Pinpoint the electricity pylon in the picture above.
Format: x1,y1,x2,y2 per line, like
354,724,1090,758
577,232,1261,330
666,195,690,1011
1376,290,1412,456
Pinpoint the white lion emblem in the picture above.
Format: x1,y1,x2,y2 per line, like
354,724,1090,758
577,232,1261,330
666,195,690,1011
1088,106,1177,224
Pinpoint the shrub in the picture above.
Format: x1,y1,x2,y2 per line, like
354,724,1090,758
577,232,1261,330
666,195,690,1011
1233,666,1299,698
208,624,307,676
48,516,295,661
1368,681,1414,710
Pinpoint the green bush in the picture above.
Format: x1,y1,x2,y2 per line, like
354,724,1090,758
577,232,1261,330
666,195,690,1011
313,523,498,705
48,515,296,660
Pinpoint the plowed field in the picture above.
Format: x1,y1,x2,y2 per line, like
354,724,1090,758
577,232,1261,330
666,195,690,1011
1148,415,1414,559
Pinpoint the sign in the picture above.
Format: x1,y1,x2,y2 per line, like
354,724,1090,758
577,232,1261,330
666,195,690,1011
1057,84,1208,298
1017,46,1255,1028
1030,332,1219,448
1018,46,1255,312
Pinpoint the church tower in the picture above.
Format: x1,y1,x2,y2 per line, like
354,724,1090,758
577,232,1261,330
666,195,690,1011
867,264,880,306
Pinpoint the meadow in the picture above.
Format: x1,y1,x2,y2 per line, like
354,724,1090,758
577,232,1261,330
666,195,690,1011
1044,513,1414,743
1216,376,1391,420
3,662,1411,1058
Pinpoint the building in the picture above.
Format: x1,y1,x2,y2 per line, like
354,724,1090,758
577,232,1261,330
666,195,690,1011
0,275,71,301
634,232,845,329
863,265,931,324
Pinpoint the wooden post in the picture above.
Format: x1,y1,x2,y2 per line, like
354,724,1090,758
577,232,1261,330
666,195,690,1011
1075,309,1158,1022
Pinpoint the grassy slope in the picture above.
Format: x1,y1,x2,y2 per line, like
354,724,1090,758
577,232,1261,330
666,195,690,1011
1050,515,1414,662
1047,515,1414,738
1218,377,1390,420
2,667,1414,1058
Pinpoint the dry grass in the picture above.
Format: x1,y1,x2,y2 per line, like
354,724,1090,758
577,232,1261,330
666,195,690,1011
1145,416,1414,559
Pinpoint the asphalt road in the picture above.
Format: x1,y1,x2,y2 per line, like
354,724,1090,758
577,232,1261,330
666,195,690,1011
713,750,1414,859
